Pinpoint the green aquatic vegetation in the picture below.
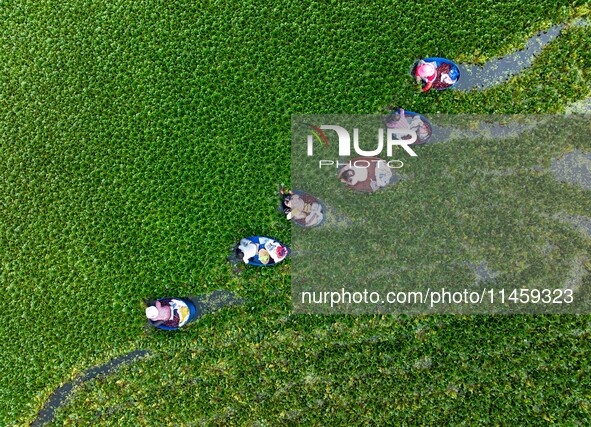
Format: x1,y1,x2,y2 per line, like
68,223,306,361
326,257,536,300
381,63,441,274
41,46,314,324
50,311,591,426
0,0,590,425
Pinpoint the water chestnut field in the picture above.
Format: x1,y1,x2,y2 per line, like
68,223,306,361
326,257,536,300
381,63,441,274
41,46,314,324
1,0,591,425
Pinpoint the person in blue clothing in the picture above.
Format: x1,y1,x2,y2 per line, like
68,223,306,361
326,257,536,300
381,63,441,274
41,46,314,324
233,237,289,266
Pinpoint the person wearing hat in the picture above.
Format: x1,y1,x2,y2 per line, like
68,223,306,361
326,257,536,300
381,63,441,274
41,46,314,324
145,298,192,329
415,59,457,92
260,237,288,265
280,189,324,227
235,237,289,266
385,108,431,143
415,60,438,92
238,238,259,264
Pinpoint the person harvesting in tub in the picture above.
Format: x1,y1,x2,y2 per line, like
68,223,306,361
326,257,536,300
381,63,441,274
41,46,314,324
415,59,458,92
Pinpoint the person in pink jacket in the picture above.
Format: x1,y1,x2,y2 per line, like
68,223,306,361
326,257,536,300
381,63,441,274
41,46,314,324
415,59,458,92
415,60,438,92
145,298,193,329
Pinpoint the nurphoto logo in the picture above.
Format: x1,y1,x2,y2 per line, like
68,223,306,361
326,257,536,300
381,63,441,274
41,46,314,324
305,123,418,169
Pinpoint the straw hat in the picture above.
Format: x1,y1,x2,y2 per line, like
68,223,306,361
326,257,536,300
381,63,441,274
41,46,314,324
258,248,270,264
145,306,159,320
416,62,436,78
